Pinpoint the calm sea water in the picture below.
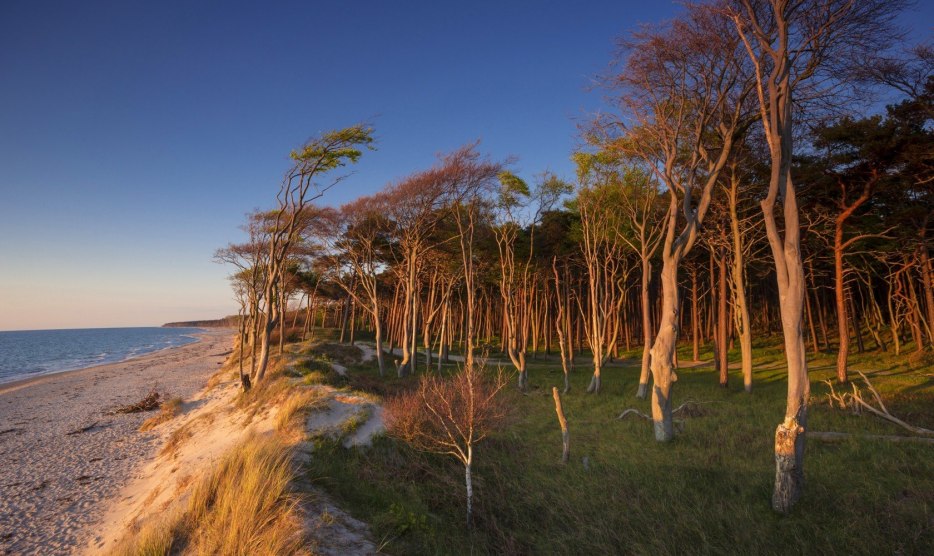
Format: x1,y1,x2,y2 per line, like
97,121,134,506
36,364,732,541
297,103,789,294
0,327,202,384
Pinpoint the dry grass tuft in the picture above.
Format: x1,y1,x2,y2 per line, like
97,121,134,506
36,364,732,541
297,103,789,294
112,434,310,556
110,510,183,556
140,397,184,432
276,389,328,433
183,434,309,555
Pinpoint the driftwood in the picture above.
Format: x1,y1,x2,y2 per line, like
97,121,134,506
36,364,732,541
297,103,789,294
809,431,934,445
825,371,934,437
110,391,162,415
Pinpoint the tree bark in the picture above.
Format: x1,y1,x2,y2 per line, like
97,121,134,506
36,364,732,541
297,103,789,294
552,387,570,464
649,257,679,442
637,258,653,398
464,448,474,526
718,242,729,387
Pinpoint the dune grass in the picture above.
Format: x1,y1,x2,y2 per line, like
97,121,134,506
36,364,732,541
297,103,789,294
140,397,184,432
304,339,934,554
276,389,328,433
112,433,310,556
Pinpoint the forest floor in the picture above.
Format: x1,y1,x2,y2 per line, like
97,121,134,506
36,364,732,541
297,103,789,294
302,332,934,555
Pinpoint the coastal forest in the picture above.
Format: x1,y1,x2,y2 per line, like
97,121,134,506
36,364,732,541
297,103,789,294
139,1,931,554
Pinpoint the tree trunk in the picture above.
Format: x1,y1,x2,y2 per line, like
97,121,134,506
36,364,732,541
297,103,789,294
255,316,276,382
718,243,729,387
727,180,753,392
649,257,679,442
763,167,809,514
637,258,653,398
692,267,700,363
373,303,386,377
464,450,473,526
552,387,570,464
921,239,934,346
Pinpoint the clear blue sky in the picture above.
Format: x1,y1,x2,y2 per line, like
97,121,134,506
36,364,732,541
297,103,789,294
0,1,930,330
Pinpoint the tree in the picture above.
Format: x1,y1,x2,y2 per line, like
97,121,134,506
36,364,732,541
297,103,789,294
384,366,508,525
493,171,570,390
253,124,375,384
604,3,754,437
572,158,632,394
319,195,392,375
726,0,907,512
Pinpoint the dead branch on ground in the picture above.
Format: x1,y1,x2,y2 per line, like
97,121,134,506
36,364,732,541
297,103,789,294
824,371,934,436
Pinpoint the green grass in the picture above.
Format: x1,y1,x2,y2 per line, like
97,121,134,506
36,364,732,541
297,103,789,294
302,339,934,555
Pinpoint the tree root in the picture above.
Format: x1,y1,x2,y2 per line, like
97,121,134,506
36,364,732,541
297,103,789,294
616,400,716,421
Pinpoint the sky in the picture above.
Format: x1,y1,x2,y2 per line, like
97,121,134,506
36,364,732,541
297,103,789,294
0,1,931,331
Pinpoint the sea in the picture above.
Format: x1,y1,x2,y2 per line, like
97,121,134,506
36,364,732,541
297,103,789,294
0,327,202,385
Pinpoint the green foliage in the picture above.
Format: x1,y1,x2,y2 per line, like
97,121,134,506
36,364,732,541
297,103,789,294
289,124,376,172
497,171,530,209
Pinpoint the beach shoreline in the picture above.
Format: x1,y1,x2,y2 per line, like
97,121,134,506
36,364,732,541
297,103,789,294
0,328,234,555
0,327,210,392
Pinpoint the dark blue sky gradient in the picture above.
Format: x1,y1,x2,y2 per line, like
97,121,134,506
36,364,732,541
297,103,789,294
0,1,930,329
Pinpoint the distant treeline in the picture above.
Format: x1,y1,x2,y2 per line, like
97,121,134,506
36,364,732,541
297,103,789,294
163,316,239,328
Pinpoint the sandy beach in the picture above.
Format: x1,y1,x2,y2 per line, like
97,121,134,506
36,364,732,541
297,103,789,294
0,328,233,555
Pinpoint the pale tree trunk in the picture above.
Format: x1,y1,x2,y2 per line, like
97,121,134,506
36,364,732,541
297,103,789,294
921,238,934,345
637,258,653,398
805,287,819,354
373,302,386,377
464,447,474,526
552,387,570,464
692,267,700,363
727,175,753,392
732,4,810,513
436,300,447,373
649,255,679,442
237,306,251,390
764,168,810,515
349,300,356,346
255,313,276,383
397,255,417,377
553,258,571,393
718,243,729,387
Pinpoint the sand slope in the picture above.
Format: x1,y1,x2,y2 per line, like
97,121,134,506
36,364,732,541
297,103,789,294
0,329,233,556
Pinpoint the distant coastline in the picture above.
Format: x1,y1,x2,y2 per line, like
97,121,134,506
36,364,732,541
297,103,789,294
163,316,238,328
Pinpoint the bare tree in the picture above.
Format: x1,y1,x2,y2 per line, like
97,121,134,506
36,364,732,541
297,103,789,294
493,171,570,390
319,196,392,375
381,148,492,376
384,366,508,525
605,4,754,437
726,0,907,512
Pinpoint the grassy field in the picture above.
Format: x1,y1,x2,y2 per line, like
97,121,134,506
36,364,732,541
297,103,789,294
302,335,934,555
